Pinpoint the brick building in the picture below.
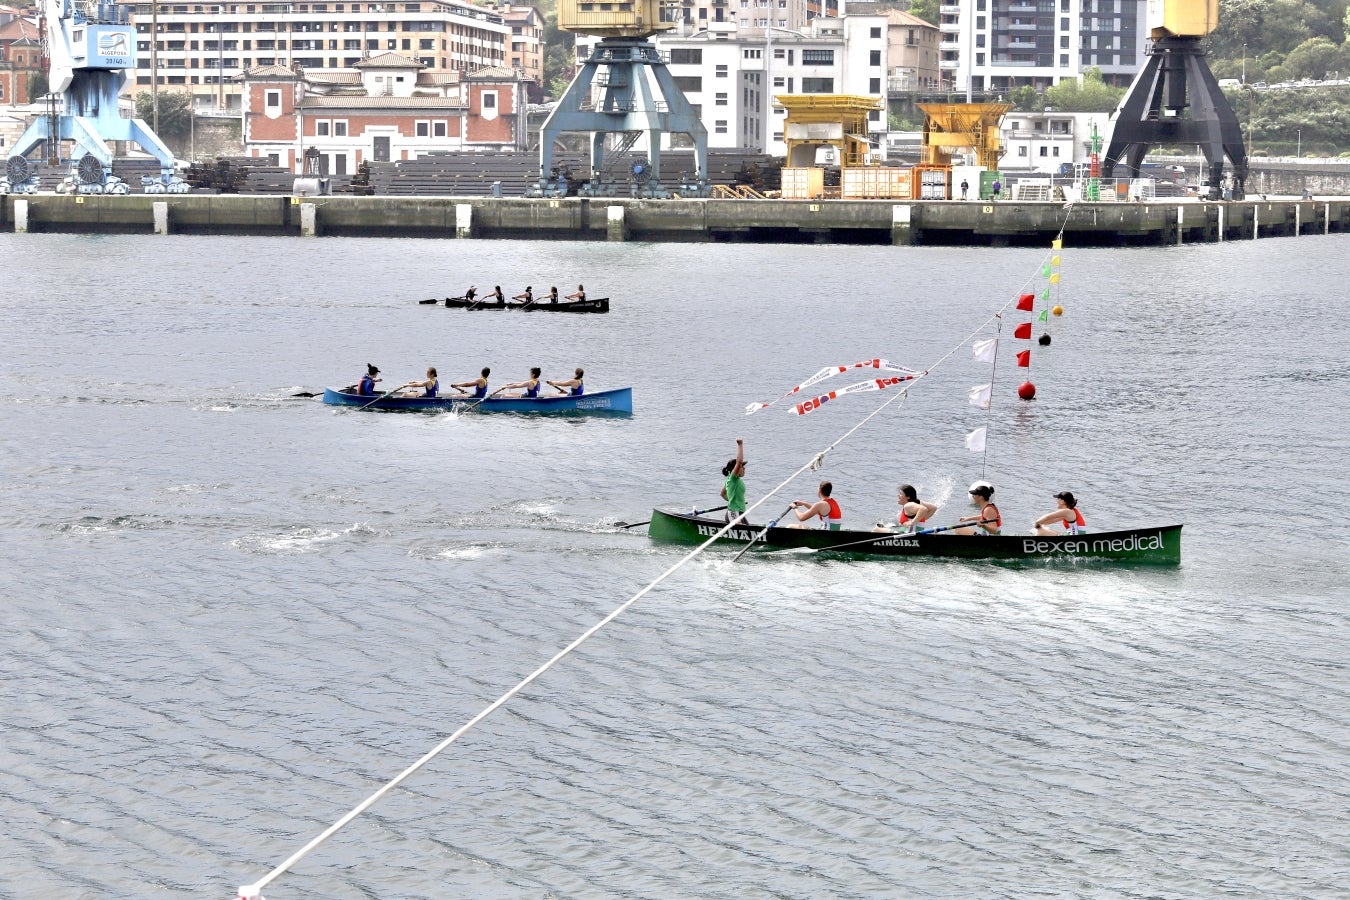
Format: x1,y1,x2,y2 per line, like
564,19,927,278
241,53,529,173
0,6,42,107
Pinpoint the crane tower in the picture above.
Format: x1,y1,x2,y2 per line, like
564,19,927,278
0,0,184,195
536,0,709,197
1102,0,1246,200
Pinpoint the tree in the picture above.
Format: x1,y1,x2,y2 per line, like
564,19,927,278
1283,35,1344,78
134,91,193,142
1009,84,1041,111
907,0,939,26
1043,67,1125,112
27,71,49,100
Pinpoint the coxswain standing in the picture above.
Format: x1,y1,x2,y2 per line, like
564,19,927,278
720,438,746,525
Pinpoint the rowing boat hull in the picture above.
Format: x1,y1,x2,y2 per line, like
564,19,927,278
434,297,610,313
646,509,1182,564
322,386,632,414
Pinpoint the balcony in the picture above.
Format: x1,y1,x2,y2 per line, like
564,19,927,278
940,21,960,32
939,40,962,51
940,4,961,12
940,58,959,68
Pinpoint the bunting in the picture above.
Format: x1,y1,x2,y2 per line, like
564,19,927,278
746,359,920,414
967,384,992,409
1016,350,1031,367
1013,322,1032,340
791,376,912,416
1016,293,1035,311
972,339,998,363
965,426,987,452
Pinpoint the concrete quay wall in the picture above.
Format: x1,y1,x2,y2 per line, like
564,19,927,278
3,194,1348,245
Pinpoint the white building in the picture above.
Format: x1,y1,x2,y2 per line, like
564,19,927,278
940,0,1147,94
999,109,1108,172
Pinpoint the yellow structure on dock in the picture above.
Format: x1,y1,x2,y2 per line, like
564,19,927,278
777,95,884,168
917,102,1011,170
555,0,673,37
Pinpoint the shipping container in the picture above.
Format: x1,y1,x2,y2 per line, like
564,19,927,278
780,167,825,200
840,167,913,199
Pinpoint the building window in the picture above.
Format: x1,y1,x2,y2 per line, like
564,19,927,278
870,26,881,38
715,120,728,134
265,90,280,108
483,92,496,109
1052,146,1060,156
715,92,728,105
715,64,728,77
742,48,762,59
1039,146,1048,156
1060,53,1069,66
869,77,880,93
333,120,348,136
671,48,702,64
317,120,330,136
434,121,447,137
416,120,429,136
869,49,881,66
1018,146,1028,156
674,75,702,92
801,49,833,65
801,77,834,92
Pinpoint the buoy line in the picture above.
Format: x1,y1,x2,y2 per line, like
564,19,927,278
237,231,1072,899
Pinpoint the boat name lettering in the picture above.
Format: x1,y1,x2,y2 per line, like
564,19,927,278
574,398,612,409
1022,532,1164,555
871,537,919,548
696,524,754,540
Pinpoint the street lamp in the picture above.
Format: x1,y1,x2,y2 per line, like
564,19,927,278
1241,43,1246,85
1296,127,1302,158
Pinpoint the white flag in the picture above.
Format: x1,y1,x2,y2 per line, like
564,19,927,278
965,426,987,452
967,384,992,409
973,339,998,363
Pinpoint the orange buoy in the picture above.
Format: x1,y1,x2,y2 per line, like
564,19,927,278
1052,305,1064,316
1017,381,1037,400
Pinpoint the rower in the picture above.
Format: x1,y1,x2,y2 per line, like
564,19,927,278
565,283,585,302
789,481,842,530
451,367,490,398
1034,491,1086,535
547,286,560,304
512,286,533,306
547,368,584,396
486,285,505,304
896,484,938,532
398,366,438,398
954,484,1001,535
356,363,381,396
490,367,542,398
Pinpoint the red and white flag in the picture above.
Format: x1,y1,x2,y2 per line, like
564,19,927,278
791,376,912,416
748,360,920,414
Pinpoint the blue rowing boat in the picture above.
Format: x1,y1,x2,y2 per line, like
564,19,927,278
321,386,633,415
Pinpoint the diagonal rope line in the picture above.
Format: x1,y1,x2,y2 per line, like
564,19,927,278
237,240,1074,898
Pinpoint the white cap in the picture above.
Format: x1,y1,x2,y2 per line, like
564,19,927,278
968,480,993,494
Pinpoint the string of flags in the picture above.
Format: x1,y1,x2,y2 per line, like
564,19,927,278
746,359,922,416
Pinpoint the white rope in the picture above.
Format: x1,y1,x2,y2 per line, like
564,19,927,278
237,241,1076,898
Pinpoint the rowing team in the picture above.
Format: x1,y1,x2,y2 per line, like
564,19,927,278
719,439,1086,536
455,284,587,306
356,363,586,399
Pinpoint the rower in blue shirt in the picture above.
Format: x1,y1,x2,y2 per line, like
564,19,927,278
451,367,490,398
398,366,438,398
491,367,542,399
547,368,584,396
357,363,381,395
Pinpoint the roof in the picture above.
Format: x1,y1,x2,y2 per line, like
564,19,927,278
353,52,427,70
0,15,39,41
297,95,467,110
465,65,526,82
885,9,939,29
421,72,462,85
244,64,299,79
304,71,363,85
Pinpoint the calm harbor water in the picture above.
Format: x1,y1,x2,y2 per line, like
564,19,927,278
1,233,1347,898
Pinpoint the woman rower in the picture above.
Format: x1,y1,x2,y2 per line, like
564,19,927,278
547,368,584,396
451,367,490,398
954,484,1001,535
491,367,542,399
789,480,842,530
485,285,505,305
356,363,381,396
512,286,534,306
565,283,585,302
895,484,938,532
547,286,560,304
1034,491,1086,535
398,366,438,398
720,438,746,525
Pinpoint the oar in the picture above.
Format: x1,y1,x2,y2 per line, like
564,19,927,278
726,504,796,565
615,505,727,529
357,385,407,411
769,520,977,556
291,391,322,398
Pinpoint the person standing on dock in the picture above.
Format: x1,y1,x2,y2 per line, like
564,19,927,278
960,179,970,200
721,439,747,525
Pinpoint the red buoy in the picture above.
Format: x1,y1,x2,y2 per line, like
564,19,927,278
1017,381,1037,400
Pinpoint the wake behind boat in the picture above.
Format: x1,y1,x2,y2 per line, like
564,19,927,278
647,508,1182,564
323,385,632,414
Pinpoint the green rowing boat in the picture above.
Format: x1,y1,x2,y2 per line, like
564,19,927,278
647,508,1182,565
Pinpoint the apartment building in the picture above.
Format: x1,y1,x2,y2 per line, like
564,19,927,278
488,3,543,92
657,15,888,154
128,1,511,110
0,6,42,107
664,0,839,32
883,10,941,92
1000,108,1107,171
939,0,1146,93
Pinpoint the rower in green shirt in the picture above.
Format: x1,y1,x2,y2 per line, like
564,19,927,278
720,438,747,524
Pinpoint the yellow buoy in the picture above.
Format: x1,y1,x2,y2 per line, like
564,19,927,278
1052,305,1064,316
